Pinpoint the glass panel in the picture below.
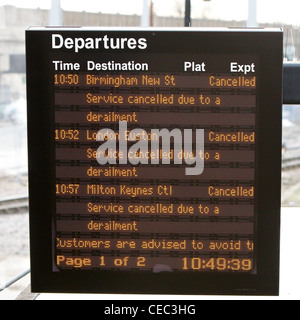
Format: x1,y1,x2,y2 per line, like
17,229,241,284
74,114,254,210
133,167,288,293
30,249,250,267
0,3,50,299
0,0,300,299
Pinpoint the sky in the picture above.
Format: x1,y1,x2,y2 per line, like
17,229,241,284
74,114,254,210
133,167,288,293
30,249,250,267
0,0,300,25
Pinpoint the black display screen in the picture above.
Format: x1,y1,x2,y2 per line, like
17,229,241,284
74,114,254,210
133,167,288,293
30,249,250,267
26,28,282,295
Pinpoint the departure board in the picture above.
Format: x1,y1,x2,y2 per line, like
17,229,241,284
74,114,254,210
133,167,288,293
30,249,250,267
26,28,282,295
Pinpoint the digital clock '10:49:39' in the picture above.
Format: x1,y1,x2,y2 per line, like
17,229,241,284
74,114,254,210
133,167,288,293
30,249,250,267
182,257,253,271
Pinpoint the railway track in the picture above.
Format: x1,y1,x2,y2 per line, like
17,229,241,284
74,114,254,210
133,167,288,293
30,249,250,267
282,156,300,170
0,195,29,214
